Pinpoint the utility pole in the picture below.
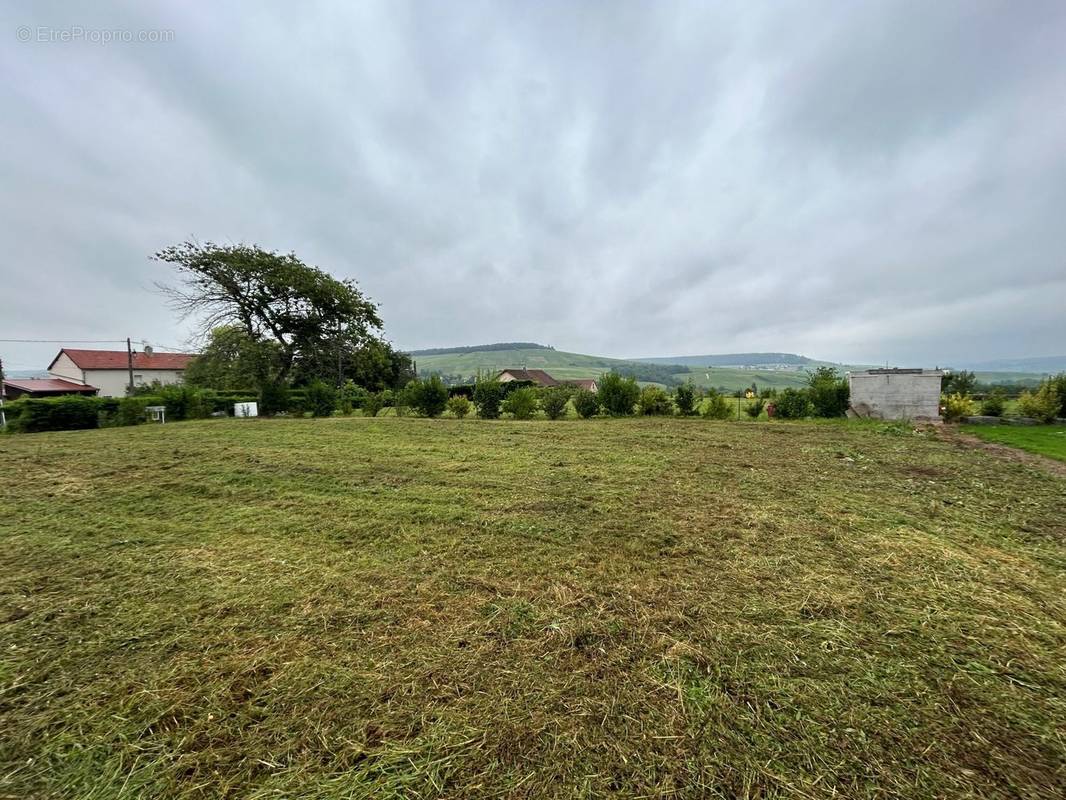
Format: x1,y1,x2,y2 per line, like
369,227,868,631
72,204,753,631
126,337,135,395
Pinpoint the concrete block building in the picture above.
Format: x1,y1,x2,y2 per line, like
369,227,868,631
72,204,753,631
847,368,944,420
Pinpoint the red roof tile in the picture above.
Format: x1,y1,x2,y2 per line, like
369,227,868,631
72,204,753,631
3,378,99,395
49,348,197,371
565,379,598,391
497,368,559,386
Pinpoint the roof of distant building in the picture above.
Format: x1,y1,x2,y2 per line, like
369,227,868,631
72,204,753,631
48,348,197,371
497,368,560,386
2,378,98,395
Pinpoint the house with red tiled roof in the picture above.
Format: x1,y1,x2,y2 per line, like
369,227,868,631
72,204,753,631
47,348,197,398
564,378,599,393
496,368,560,387
496,369,598,393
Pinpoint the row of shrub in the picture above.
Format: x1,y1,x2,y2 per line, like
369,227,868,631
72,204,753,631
382,370,851,421
2,385,262,433
941,373,1064,423
3,370,857,433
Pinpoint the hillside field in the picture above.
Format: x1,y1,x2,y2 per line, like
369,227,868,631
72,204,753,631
411,347,818,391
410,346,1048,391
2,418,1064,799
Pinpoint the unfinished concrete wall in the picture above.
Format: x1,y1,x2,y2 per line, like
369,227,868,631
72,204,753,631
848,370,943,420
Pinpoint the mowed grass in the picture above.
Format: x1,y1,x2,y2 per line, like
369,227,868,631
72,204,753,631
1,418,1064,799
962,424,1066,463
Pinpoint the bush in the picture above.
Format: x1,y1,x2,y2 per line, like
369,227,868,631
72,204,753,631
502,387,538,420
339,380,369,415
942,370,977,397
499,380,536,397
745,398,765,419
807,367,850,418
155,384,208,421
1047,373,1066,417
362,392,386,418
702,389,732,420
473,379,504,419
15,396,100,433
637,386,673,416
392,385,411,416
305,380,338,417
447,384,475,399
259,382,290,416
674,384,697,416
940,392,974,423
597,372,639,416
979,388,1007,417
115,396,149,426
540,387,570,420
1017,384,1060,423
446,395,472,419
775,388,813,419
572,389,599,419
406,375,449,418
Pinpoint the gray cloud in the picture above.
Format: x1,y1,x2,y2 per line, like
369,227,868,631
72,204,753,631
2,0,1064,372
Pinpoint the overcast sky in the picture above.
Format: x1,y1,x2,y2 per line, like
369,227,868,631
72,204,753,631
2,1,1064,372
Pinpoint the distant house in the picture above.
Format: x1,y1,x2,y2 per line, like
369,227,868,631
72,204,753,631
48,348,197,398
495,369,597,393
847,368,944,420
2,378,99,400
565,378,599,393
496,368,560,387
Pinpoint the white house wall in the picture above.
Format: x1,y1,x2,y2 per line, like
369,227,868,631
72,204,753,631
47,367,187,397
48,353,84,384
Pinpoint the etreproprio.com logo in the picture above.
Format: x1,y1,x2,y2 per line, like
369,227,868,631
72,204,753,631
16,25,175,44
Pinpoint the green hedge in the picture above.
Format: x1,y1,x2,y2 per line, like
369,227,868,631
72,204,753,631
3,389,261,433
11,396,101,433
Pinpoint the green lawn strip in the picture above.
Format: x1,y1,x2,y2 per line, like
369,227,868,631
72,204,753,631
962,424,1066,463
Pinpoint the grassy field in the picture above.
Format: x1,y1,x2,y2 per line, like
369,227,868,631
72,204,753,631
2,418,1064,799
962,424,1066,462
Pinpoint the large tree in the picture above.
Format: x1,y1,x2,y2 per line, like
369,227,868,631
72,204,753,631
291,337,415,391
155,242,386,386
182,325,281,391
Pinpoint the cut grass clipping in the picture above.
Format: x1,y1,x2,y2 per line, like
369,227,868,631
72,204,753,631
1,417,1064,799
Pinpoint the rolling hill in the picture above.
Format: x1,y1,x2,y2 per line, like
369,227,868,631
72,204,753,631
409,344,822,391
409,343,1053,392
951,355,1066,374
630,352,818,368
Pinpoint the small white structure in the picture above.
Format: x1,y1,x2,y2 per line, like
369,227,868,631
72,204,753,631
234,401,258,418
848,368,944,420
145,405,166,424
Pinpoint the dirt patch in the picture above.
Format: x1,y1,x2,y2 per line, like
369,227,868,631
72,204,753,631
939,428,1066,478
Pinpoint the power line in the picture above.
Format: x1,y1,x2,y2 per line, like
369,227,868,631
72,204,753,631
0,338,190,351
0,338,129,343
